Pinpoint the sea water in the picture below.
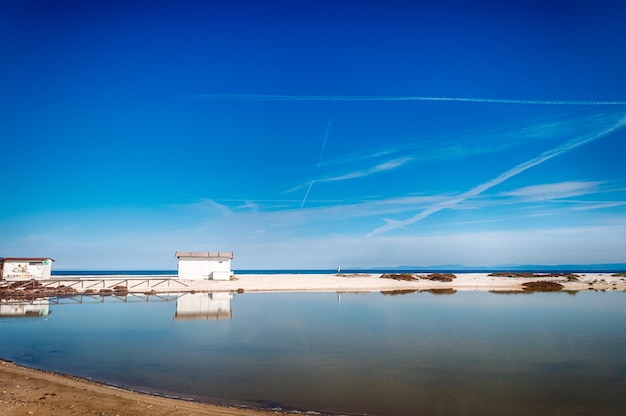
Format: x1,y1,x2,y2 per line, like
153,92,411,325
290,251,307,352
1,290,625,416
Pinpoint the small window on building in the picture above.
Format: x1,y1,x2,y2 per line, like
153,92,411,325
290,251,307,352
29,262,43,266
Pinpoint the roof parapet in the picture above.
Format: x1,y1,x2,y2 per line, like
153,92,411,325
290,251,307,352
175,252,234,259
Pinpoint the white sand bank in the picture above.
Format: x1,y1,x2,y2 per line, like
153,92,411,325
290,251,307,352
47,272,626,293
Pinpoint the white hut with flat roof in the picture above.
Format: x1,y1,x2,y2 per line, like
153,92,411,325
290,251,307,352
0,257,54,280
175,251,234,280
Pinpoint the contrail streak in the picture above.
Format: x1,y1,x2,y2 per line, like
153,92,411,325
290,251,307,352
188,94,626,106
300,179,316,209
367,114,626,236
301,117,333,209
318,118,333,169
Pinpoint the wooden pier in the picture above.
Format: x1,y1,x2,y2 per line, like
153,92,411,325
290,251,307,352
42,277,190,291
2,277,190,292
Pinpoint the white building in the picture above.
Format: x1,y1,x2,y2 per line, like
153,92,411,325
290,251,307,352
0,257,54,280
175,251,234,280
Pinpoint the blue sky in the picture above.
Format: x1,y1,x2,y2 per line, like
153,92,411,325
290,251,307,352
2,0,626,270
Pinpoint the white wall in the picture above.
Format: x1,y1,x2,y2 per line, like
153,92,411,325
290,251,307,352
178,257,232,280
2,259,52,280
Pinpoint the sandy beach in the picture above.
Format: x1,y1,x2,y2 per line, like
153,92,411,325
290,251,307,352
2,271,626,415
201,271,626,292
38,271,626,294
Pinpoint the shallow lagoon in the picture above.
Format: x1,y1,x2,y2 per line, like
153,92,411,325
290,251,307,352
1,291,625,415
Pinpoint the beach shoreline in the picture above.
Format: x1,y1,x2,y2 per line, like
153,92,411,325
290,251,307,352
0,359,289,416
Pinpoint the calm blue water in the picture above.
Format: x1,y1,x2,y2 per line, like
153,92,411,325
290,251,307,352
1,291,626,415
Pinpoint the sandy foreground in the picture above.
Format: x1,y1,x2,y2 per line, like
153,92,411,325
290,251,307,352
0,360,282,416
2,272,626,415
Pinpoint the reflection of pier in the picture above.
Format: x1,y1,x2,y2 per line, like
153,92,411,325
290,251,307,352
0,299,49,317
175,292,233,320
46,293,180,304
0,293,179,307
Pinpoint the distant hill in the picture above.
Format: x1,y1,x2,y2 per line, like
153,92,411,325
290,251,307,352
364,263,626,272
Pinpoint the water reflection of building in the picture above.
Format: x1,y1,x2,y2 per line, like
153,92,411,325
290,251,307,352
175,292,233,320
0,299,50,317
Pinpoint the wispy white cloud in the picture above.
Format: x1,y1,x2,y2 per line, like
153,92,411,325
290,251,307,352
235,200,260,212
176,198,234,216
571,201,626,211
322,142,422,166
502,181,603,201
288,157,412,193
445,180,626,215
367,113,626,236
321,157,411,182
188,94,626,106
